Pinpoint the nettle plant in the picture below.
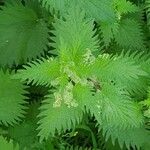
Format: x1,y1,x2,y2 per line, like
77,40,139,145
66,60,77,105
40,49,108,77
0,0,150,150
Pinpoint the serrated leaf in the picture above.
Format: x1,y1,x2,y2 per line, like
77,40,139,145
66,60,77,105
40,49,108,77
41,0,116,22
114,0,139,14
40,0,71,14
0,70,27,126
37,91,83,141
92,53,147,92
52,7,99,63
114,19,145,50
98,83,143,129
0,0,49,66
73,83,143,130
103,126,150,150
14,58,60,86
8,102,40,150
75,0,115,22
100,21,119,47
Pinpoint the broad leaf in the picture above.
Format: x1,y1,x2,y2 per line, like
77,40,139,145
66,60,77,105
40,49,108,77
0,0,49,66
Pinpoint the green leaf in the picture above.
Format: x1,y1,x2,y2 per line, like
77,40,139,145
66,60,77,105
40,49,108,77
42,0,116,22
75,0,115,22
100,21,119,47
105,139,126,150
114,19,145,50
99,0,139,48
73,82,143,130
14,58,60,86
92,53,147,92
52,7,99,63
72,84,98,119
40,0,71,15
0,0,49,66
0,136,19,150
8,102,40,150
103,126,150,150
98,83,143,129
37,91,83,141
0,70,27,126
9,120,38,150
72,84,93,109
114,0,139,14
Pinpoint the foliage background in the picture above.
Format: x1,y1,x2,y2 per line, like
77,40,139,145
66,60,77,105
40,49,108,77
0,0,150,150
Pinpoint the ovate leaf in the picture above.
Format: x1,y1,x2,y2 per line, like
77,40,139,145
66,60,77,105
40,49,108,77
98,83,143,129
114,19,144,50
37,91,83,141
0,0,49,66
52,7,99,63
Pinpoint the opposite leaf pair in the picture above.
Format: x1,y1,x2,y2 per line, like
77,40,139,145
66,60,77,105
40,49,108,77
14,8,147,147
